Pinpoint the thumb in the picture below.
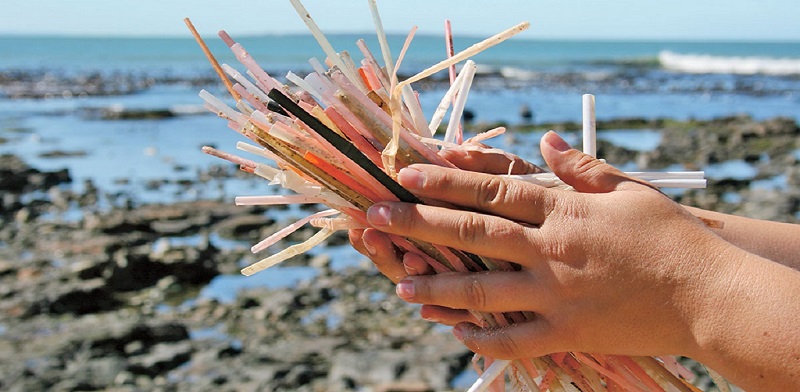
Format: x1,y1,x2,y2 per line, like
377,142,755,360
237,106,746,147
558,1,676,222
540,131,632,193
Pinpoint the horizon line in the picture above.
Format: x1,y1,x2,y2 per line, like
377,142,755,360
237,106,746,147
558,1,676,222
1,31,798,44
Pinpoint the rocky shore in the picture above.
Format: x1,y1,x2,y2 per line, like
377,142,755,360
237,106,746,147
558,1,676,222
0,115,798,391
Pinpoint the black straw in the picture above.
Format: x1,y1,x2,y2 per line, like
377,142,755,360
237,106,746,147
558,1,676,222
267,88,422,204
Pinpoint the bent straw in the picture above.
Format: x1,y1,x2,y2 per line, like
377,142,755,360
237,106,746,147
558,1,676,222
243,227,334,275
184,18,240,101
250,209,339,254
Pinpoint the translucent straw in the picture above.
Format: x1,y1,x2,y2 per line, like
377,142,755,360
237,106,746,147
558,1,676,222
367,0,394,77
400,22,529,87
468,359,510,392
235,194,324,206
242,227,334,276
250,209,339,254
444,61,476,144
288,0,361,88
429,61,472,135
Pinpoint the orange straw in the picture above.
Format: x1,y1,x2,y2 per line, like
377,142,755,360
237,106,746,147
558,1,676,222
184,18,241,101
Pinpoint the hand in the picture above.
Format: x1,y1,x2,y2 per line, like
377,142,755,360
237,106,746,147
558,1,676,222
355,132,800,391
349,141,542,283
362,131,737,360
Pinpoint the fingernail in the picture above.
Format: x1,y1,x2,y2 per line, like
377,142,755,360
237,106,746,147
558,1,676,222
404,264,418,276
398,167,425,190
545,131,571,152
421,314,439,322
396,279,414,300
367,204,391,226
363,239,376,255
452,325,464,341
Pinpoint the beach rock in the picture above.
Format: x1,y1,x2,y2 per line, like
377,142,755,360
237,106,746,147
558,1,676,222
0,153,71,195
2,115,796,391
214,214,276,242
127,341,193,376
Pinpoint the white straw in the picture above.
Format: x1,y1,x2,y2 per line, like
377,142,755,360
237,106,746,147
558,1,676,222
288,0,361,85
367,0,394,77
222,64,271,105
250,209,338,254
286,71,324,103
468,359,510,392
429,61,472,135
308,57,328,77
199,89,247,125
444,61,477,144
503,172,707,189
401,22,529,87
625,171,706,179
235,194,324,206
242,227,334,276
646,179,707,188
402,84,430,137
582,94,596,157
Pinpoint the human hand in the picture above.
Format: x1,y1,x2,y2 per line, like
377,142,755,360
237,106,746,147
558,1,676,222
361,131,738,361
349,141,542,283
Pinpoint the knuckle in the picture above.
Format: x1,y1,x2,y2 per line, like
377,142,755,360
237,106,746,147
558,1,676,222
474,177,507,211
462,279,489,309
572,152,605,178
455,213,485,247
493,328,525,359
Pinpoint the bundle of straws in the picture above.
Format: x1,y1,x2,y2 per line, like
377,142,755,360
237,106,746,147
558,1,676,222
189,1,714,390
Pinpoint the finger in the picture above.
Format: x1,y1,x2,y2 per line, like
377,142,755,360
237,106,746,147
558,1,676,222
453,319,562,360
403,252,433,276
397,165,557,225
394,271,546,313
348,229,367,255
420,305,481,326
361,228,407,283
367,202,542,264
440,144,543,175
540,131,643,193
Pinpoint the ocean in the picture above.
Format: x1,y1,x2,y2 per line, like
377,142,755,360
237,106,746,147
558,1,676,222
1,34,799,203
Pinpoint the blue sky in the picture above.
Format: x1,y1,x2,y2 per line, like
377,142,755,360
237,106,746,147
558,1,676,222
2,0,799,41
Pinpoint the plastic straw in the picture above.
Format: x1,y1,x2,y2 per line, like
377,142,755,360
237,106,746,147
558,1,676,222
583,94,596,157
444,61,477,144
367,0,394,77
288,0,361,87
235,195,323,206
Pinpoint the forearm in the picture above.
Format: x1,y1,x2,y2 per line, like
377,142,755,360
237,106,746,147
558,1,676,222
684,206,800,270
689,246,800,391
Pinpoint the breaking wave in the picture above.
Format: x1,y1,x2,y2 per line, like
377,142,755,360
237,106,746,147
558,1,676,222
659,50,800,75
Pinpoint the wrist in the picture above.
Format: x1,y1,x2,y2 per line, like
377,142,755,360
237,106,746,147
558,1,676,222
678,236,748,361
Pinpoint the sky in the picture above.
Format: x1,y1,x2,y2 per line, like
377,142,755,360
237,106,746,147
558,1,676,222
1,0,799,41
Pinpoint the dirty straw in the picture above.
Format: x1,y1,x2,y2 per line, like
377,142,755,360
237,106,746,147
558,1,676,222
187,1,711,390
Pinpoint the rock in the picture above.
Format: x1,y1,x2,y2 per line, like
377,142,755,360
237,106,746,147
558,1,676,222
0,154,47,193
128,341,192,376
214,214,275,241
